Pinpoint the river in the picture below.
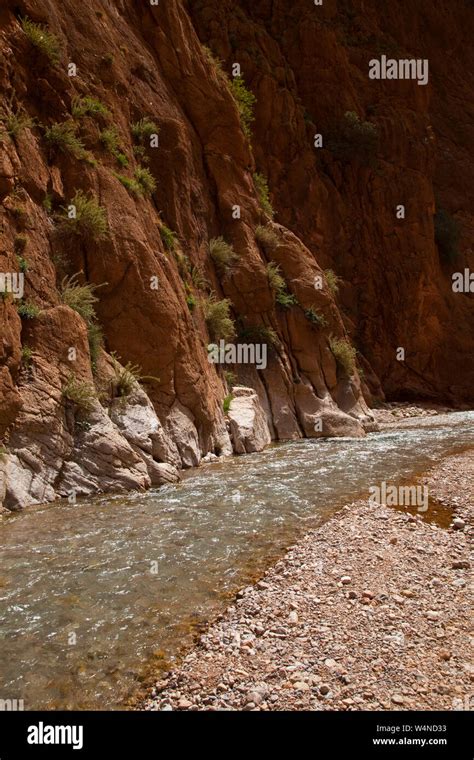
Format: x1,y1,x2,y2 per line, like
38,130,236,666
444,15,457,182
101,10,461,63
1,411,473,709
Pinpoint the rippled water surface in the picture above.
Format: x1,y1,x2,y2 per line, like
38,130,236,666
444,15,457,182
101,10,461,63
1,412,473,709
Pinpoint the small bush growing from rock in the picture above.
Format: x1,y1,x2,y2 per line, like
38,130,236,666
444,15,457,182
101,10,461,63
115,167,156,196
256,225,279,249
131,117,159,144
239,324,278,346
72,96,110,119
44,121,88,160
17,256,28,273
56,190,109,241
276,289,298,309
60,273,100,323
434,207,461,263
134,166,156,195
203,295,236,341
190,265,209,291
17,300,40,319
329,111,379,167
324,268,341,295
21,345,33,368
253,172,274,218
305,307,327,327
160,225,177,252
62,374,96,411
20,17,60,64
329,336,357,377
266,262,286,293
231,76,256,139
0,104,34,139
186,293,196,311
209,236,238,271
223,394,233,414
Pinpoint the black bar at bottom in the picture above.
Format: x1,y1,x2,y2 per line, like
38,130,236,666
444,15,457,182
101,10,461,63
0,710,471,758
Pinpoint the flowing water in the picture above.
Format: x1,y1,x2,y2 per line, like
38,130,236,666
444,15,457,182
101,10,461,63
1,411,473,710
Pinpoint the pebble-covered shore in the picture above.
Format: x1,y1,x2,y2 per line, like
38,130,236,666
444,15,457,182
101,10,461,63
142,449,473,712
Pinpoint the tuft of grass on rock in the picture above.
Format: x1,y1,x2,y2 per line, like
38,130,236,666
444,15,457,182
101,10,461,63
324,269,341,295
203,295,236,341
62,374,97,411
266,262,286,293
131,117,159,144
17,300,40,319
56,190,109,241
223,394,233,414
72,96,110,120
0,105,34,139
256,225,279,249
304,307,327,328
209,236,238,272
329,336,357,377
230,76,256,139
253,172,274,219
160,225,177,252
20,16,60,64
44,121,89,160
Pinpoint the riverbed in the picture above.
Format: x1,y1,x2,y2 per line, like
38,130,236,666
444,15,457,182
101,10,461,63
1,411,473,709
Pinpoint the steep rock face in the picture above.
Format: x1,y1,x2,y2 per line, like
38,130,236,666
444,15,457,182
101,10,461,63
0,0,471,509
190,0,474,402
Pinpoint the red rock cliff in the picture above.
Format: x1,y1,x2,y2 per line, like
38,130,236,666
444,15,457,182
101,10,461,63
0,0,472,508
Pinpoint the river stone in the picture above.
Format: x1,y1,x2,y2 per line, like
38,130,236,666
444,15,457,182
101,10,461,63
227,387,272,455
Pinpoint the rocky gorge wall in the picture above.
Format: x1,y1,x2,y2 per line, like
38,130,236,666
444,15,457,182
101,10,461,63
0,0,472,510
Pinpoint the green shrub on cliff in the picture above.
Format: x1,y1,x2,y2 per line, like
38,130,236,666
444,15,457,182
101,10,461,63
304,307,327,328
253,172,274,219
209,237,238,272
203,295,236,341
329,336,357,377
60,274,100,323
324,269,341,295
62,374,97,411
266,262,286,293
57,190,109,241
20,17,60,64
131,118,159,144
256,225,279,249
72,96,110,120
160,225,177,252
434,207,461,263
231,76,256,139
44,121,89,161
328,111,379,167
17,300,40,319
134,166,156,196
0,105,34,139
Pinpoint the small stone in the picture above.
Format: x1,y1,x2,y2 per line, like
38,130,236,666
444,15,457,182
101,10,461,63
293,681,310,691
161,704,173,711
348,590,357,599
341,576,352,585
362,590,375,599
439,650,452,661
452,518,465,530
319,684,330,695
392,694,405,705
452,560,470,569
178,698,192,709
288,610,299,624
426,610,441,621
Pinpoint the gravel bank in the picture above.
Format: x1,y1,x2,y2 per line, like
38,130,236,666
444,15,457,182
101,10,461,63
143,449,473,712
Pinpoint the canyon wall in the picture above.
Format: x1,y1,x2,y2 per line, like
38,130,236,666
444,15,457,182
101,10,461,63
0,0,472,509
